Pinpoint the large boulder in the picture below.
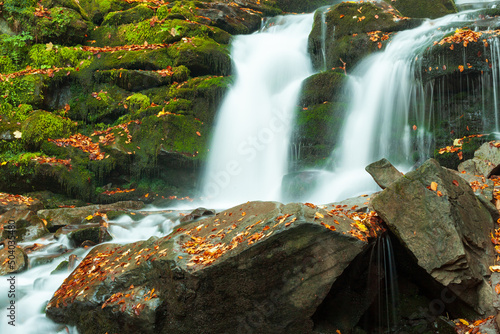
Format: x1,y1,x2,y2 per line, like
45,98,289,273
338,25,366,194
371,159,496,314
46,201,375,334
0,246,28,275
0,209,49,242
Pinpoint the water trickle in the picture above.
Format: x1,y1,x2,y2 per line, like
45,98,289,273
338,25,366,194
365,233,399,333
200,14,314,208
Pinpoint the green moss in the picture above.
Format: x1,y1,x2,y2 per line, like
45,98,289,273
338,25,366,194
102,4,154,26
28,44,92,69
22,110,75,148
0,32,33,70
383,0,457,19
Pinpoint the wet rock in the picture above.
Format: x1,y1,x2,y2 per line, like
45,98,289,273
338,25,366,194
38,201,144,230
458,141,500,178
0,246,28,275
383,0,457,19
0,209,49,242
365,158,404,189
179,207,215,223
371,159,496,314
308,1,420,71
46,201,372,334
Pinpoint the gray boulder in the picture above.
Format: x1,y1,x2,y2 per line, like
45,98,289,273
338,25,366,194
371,159,496,314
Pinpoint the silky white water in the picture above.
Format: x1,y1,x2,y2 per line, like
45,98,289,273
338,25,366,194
201,14,314,208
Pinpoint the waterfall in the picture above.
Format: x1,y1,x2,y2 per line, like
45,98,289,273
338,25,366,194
200,14,314,207
309,11,486,204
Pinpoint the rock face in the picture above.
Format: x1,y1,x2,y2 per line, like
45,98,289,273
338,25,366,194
383,0,457,19
46,201,375,334
365,158,404,189
371,159,495,314
37,201,144,230
0,246,29,275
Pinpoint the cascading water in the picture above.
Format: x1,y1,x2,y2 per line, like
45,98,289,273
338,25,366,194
0,210,181,334
200,14,314,208
308,8,498,204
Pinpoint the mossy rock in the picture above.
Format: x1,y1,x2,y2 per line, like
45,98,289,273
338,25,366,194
68,83,129,123
21,110,76,148
172,37,231,77
78,0,135,24
88,18,230,47
383,0,457,19
308,2,421,71
102,4,154,26
275,0,335,13
192,1,263,35
299,70,347,107
35,7,88,45
94,69,173,92
420,34,491,83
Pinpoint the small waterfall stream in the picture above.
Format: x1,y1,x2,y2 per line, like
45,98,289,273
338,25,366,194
200,14,314,208
308,8,497,203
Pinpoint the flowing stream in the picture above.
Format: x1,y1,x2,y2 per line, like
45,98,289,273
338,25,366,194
200,14,314,208
309,6,500,203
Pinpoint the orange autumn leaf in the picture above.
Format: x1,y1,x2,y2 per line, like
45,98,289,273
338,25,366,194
430,182,438,191
496,283,500,294
458,65,464,72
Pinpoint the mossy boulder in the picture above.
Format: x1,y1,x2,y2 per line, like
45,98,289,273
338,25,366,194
382,0,457,19
291,70,348,168
94,69,173,92
275,0,335,13
102,4,154,26
0,246,28,275
298,70,346,107
308,1,420,71
21,110,75,148
28,44,92,69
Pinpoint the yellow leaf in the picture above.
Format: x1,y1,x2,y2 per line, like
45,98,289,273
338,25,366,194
458,318,469,326
430,182,438,191
85,215,94,220
1,162,7,166
315,212,324,219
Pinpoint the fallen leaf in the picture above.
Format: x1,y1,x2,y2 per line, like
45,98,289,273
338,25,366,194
430,182,438,191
